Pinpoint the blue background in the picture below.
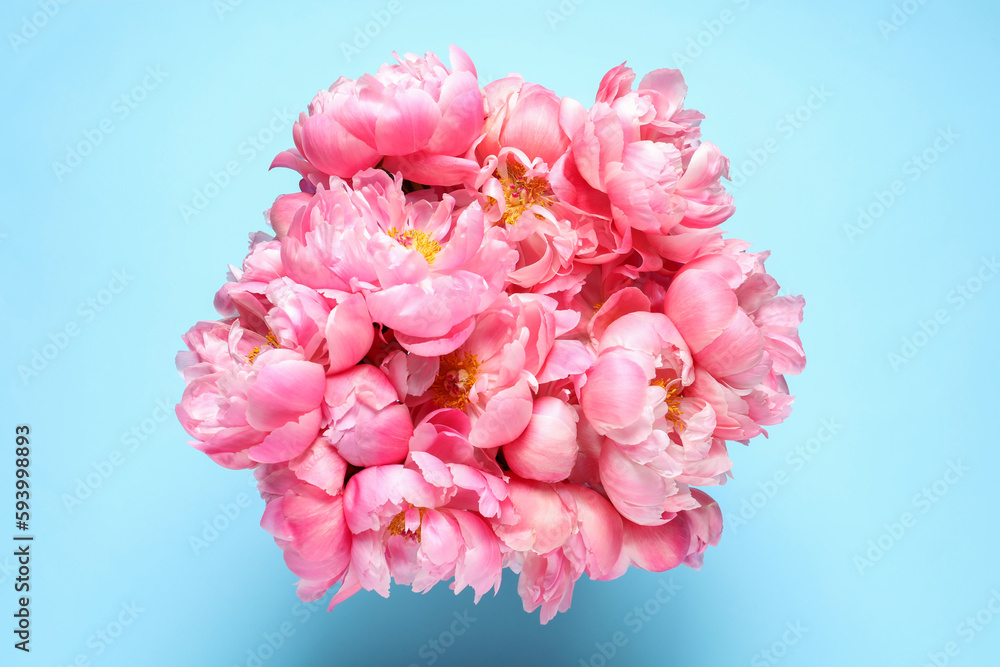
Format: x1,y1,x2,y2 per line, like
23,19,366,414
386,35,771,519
3,0,998,665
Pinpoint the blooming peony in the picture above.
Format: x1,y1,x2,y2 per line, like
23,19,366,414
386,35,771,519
176,47,805,624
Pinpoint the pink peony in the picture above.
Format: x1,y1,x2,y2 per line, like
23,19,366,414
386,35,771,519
176,46,806,625
274,46,483,186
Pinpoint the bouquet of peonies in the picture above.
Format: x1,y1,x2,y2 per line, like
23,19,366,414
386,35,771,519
176,46,805,623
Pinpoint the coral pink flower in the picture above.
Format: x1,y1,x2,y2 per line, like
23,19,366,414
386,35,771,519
324,364,412,467
502,397,579,483
177,49,806,625
274,46,483,185
333,449,511,609
281,170,517,353
665,242,805,440
477,76,571,168
176,320,233,382
176,347,326,469
680,489,723,569
406,292,586,449
579,304,725,525
256,442,352,601
494,478,626,624
476,148,580,291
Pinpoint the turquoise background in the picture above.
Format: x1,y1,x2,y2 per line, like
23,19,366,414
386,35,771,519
3,0,998,665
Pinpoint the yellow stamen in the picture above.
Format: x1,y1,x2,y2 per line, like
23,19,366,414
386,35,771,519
497,160,551,226
246,331,281,365
388,227,441,264
652,378,685,431
387,507,427,542
431,351,480,410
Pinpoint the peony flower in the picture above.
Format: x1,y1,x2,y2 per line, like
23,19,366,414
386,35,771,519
333,447,511,608
477,76,571,168
665,241,805,441
256,443,352,601
274,46,483,186
280,170,517,354
176,48,806,625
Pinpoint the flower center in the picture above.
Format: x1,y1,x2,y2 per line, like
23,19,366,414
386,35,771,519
652,378,685,431
388,227,441,264
387,507,427,542
247,331,280,365
497,161,551,226
431,351,480,410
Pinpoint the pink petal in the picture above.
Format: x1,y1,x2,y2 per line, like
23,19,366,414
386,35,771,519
374,88,441,155
599,442,673,525
623,516,691,572
535,339,593,384
580,352,649,433
427,72,483,155
266,192,311,239
246,359,326,431
469,380,533,449
247,408,322,463
494,477,575,554
299,113,381,178
503,397,579,483
394,316,476,356
381,153,481,187
326,293,374,375
289,437,349,495
450,510,502,602
335,402,413,467
563,485,624,580
283,485,351,563
418,509,461,566
664,268,738,353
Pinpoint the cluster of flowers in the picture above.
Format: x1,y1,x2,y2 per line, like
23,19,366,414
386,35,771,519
176,47,805,623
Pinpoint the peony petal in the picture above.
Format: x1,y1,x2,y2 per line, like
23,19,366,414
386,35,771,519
326,293,375,375
247,408,322,463
246,359,326,431
623,516,691,572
